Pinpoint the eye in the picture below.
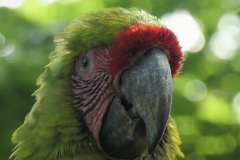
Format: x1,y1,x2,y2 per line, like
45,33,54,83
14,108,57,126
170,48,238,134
80,56,90,71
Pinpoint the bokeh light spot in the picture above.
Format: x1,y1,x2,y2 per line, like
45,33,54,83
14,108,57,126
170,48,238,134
232,92,240,123
210,31,237,59
161,10,205,53
0,0,25,9
185,80,207,102
38,0,78,5
0,43,15,57
0,33,6,46
38,0,56,5
218,13,240,38
210,14,240,60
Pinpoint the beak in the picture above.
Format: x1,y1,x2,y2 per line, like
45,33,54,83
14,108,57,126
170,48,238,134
99,48,172,159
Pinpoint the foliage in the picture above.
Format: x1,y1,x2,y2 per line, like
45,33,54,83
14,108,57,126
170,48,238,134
0,0,239,159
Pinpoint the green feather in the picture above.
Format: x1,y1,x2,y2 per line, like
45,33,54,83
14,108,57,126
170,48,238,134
11,7,183,160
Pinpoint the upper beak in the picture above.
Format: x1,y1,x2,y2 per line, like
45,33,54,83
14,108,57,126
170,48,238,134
99,48,172,159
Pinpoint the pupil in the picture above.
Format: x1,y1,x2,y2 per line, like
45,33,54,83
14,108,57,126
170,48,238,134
82,57,88,67
80,57,89,71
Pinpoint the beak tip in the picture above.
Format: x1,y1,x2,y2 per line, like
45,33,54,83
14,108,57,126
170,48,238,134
147,138,159,155
146,121,168,156
148,148,154,156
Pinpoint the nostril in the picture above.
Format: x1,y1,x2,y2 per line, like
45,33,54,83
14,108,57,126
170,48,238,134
122,99,133,110
121,99,140,119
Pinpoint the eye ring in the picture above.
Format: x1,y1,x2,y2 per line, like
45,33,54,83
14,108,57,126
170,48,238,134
80,56,90,71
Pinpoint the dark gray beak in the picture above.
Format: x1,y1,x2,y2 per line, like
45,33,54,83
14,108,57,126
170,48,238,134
99,48,172,159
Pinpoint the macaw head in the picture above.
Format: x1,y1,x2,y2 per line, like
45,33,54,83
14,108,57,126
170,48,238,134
11,7,183,160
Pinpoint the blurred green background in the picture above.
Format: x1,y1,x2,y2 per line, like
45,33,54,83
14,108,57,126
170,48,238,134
0,0,240,159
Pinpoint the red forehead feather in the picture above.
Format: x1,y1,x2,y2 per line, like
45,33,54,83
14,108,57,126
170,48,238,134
109,24,183,78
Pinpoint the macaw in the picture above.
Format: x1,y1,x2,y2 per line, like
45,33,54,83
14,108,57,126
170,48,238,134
11,7,184,160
